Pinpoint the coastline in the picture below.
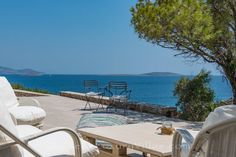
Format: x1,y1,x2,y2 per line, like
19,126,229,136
4,74,232,106
60,91,177,117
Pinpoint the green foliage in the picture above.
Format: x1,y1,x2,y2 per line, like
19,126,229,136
131,0,236,102
173,70,216,121
11,83,50,94
131,0,217,50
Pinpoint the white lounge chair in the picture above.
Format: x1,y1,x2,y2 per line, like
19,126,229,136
172,105,236,157
0,99,99,157
0,77,46,127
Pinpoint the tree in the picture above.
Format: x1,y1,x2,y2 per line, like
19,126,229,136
131,0,236,103
173,70,215,121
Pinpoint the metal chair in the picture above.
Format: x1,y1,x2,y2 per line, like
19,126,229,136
84,80,104,110
105,81,131,114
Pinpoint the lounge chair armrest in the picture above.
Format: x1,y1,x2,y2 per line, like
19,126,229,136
18,98,41,107
172,129,194,157
0,125,41,157
0,140,17,151
23,127,82,157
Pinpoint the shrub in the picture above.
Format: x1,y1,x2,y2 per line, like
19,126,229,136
173,70,216,121
11,83,50,94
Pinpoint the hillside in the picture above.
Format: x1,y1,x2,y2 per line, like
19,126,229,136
0,66,43,76
142,72,182,76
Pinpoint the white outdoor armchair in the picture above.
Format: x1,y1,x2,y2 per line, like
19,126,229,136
0,99,99,157
18,97,41,107
172,105,236,157
0,77,46,127
173,118,236,157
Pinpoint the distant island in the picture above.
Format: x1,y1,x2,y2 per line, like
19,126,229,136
107,72,183,76
0,68,182,76
0,66,43,76
142,72,182,76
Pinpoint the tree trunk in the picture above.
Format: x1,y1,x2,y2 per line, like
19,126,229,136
227,74,236,104
233,89,236,104
230,77,236,104
222,67,236,105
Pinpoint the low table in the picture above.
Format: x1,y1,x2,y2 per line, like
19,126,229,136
78,123,173,157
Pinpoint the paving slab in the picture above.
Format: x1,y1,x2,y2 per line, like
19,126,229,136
18,95,202,157
18,95,202,131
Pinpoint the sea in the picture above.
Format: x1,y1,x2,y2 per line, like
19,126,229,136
3,74,233,107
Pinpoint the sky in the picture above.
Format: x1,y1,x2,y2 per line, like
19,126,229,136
0,0,220,75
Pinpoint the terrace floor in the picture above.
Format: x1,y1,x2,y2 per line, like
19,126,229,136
18,94,202,156
18,94,202,131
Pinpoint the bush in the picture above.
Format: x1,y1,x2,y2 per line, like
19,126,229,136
173,70,216,121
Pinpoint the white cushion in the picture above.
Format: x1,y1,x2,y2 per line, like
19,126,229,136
110,95,127,102
16,125,99,157
80,139,99,157
86,92,100,96
0,100,23,157
203,105,236,128
9,106,46,125
0,77,19,108
16,125,41,138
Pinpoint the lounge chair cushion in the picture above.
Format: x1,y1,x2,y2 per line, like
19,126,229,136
203,104,236,128
200,105,236,156
16,125,99,157
0,77,19,109
9,106,46,125
0,100,23,157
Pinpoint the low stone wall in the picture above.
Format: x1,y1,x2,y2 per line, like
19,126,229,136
14,89,49,97
60,91,177,117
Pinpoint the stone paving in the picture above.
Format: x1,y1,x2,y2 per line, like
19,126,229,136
18,95,202,131
18,95,202,157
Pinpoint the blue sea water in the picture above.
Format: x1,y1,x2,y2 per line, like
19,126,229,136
3,74,233,107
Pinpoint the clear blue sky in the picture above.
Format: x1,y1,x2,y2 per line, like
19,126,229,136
0,0,219,75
